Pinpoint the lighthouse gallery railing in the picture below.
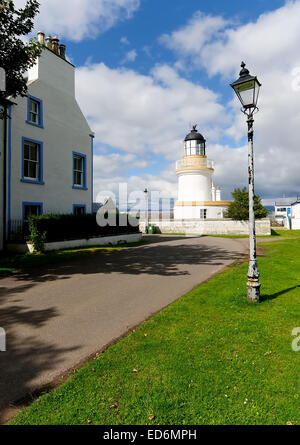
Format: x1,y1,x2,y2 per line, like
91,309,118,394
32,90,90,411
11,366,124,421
176,157,214,170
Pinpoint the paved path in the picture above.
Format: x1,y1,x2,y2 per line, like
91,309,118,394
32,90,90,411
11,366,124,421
0,235,246,422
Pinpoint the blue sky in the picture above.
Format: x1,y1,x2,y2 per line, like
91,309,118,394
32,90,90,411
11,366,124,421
18,0,300,203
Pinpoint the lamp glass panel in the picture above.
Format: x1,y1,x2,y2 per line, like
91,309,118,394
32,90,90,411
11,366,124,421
253,80,260,107
234,79,255,107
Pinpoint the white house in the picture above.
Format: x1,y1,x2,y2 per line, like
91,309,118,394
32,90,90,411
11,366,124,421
0,32,94,248
291,201,300,230
274,201,292,225
174,126,231,220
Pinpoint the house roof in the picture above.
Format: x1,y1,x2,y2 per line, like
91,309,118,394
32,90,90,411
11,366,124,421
275,201,293,206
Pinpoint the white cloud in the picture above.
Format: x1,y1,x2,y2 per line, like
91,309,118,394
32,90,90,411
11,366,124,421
160,11,230,56
75,61,230,199
120,36,130,45
159,2,300,199
14,0,140,41
76,62,226,157
121,49,138,64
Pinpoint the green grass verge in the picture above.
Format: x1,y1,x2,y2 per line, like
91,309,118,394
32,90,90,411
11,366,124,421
10,238,300,425
0,241,145,274
208,229,300,239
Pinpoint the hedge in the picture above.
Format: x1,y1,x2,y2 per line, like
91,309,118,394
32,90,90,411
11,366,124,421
28,213,140,244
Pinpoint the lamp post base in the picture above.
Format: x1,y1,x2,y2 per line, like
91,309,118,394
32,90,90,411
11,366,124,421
247,278,261,302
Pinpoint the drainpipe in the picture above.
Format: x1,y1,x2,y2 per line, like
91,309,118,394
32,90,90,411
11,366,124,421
1,102,7,250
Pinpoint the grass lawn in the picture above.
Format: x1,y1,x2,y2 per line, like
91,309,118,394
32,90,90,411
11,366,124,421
0,241,145,275
208,229,300,239
10,238,300,425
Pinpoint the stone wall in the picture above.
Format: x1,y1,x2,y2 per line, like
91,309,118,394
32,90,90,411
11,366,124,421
139,218,271,236
8,233,143,253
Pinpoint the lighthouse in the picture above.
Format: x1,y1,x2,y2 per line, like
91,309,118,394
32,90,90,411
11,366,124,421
174,126,230,220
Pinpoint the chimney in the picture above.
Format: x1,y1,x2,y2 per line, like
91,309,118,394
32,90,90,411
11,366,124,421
46,35,52,49
216,186,222,202
37,31,45,45
59,44,66,60
211,182,216,202
52,36,59,55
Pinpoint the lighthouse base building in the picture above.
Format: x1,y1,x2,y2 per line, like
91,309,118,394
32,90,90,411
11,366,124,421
174,126,230,220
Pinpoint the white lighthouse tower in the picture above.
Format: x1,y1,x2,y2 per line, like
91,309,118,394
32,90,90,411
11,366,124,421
174,126,230,220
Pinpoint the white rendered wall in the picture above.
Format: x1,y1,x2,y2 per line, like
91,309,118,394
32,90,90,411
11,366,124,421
292,204,300,229
28,49,75,97
9,48,93,222
177,171,212,202
174,205,226,220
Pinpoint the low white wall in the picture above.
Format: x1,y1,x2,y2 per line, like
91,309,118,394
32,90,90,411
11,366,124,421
8,233,142,253
140,219,271,236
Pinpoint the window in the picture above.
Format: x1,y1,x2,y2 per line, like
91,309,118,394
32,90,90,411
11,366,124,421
74,155,84,186
73,205,86,216
29,99,39,123
73,152,87,190
200,209,207,219
24,141,39,179
21,138,44,184
23,202,43,222
26,95,43,128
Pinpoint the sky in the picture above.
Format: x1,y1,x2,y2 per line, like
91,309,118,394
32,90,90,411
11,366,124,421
15,0,300,204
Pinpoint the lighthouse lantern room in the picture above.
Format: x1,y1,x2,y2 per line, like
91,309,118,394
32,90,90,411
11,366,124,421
174,126,231,220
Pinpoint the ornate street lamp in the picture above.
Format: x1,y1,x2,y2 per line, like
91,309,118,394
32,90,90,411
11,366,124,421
230,62,262,302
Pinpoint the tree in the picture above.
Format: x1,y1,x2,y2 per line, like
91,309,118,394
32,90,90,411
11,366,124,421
0,0,42,100
224,187,268,220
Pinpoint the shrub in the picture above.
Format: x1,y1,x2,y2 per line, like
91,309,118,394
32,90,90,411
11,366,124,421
224,187,268,221
28,218,47,252
28,213,140,247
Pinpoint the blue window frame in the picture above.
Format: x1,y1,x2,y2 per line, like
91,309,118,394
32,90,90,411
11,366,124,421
73,204,87,216
72,151,87,190
22,202,43,221
26,95,44,128
21,137,44,185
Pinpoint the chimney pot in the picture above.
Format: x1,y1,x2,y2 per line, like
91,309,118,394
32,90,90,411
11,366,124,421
59,44,66,59
46,35,52,49
52,36,59,55
37,31,45,45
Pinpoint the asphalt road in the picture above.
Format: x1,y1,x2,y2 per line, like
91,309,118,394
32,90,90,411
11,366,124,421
0,235,246,422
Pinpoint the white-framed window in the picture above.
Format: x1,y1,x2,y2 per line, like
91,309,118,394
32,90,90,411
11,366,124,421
73,152,87,189
23,141,39,180
200,209,207,219
29,98,39,124
74,155,84,186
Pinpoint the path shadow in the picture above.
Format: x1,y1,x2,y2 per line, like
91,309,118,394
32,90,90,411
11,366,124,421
11,238,243,288
0,288,79,422
261,285,300,302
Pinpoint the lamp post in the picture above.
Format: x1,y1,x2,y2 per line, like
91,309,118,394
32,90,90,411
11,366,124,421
230,62,262,302
144,188,149,234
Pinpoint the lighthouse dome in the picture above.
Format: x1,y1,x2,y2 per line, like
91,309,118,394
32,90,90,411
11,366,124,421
184,125,206,156
184,126,206,143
